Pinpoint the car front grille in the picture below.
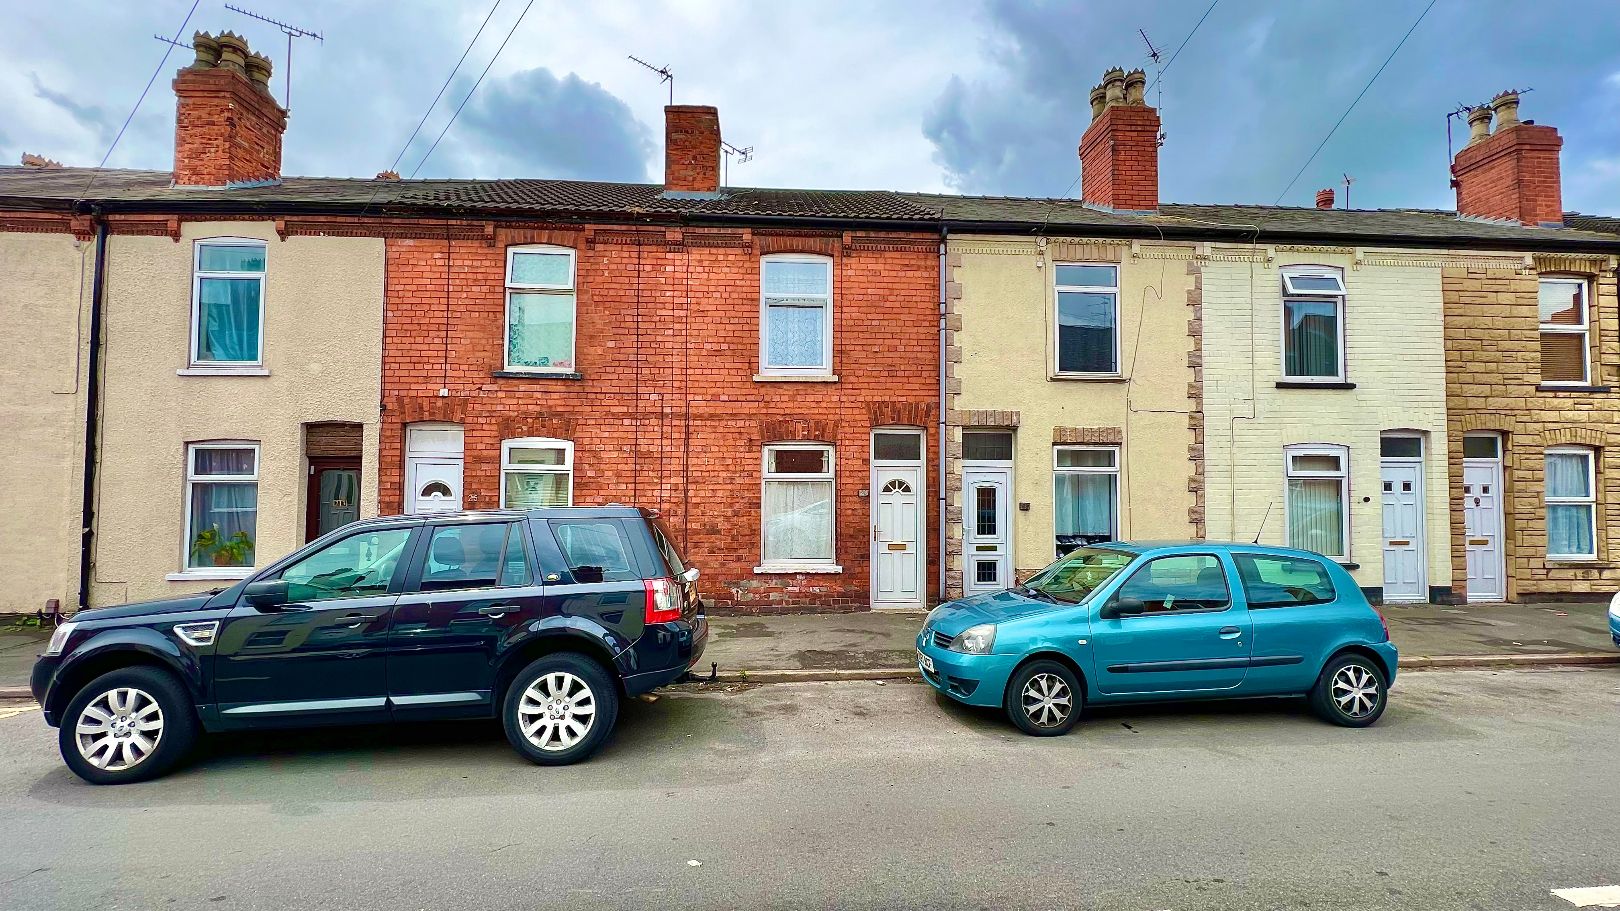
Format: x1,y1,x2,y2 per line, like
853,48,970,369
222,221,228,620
932,630,953,649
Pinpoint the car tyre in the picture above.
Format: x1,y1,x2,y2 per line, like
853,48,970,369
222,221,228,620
58,666,197,785
1309,652,1389,727
502,653,620,766
1004,659,1083,737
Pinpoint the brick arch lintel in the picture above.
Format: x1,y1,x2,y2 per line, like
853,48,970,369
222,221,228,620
760,417,838,444
388,396,467,425
1542,426,1611,448
868,401,936,428
1457,414,1517,434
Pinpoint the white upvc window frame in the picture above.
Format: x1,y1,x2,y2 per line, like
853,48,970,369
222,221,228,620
759,254,835,377
758,442,838,570
1283,443,1350,561
190,237,268,370
1538,275,1590,387
1279,265,1348,383
1052,263,1121,378
1545,445,1598,561
1052,444,1121,548
178,441,261,579
503,244,578,374
499,437,574,508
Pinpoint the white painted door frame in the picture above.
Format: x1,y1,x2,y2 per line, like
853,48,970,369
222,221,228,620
1379,458,1426,602
870,429,925,609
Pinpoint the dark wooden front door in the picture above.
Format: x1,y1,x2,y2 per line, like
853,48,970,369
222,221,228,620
306,458,362,542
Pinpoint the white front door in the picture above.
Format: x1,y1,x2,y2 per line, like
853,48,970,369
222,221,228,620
1463,460,1505,601
1380,461,1425,602
871,465,923,608
408,459,462,514
963,468,1011,595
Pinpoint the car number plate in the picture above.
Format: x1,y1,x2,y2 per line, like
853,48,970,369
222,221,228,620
917,650,935,673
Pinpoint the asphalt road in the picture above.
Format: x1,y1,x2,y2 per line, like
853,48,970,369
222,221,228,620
1,669,1617,911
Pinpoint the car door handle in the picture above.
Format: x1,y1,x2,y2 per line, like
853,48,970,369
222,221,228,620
335,612,380,628
478,605,518,618
1218,626,1242,638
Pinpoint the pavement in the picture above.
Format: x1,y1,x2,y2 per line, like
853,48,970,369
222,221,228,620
0,668,1616,910
1,601,1616,697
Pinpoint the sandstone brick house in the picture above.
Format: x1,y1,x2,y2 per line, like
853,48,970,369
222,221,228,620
910,69,1620,605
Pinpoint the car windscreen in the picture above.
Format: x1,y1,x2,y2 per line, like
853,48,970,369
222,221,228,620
1022,546,1136,604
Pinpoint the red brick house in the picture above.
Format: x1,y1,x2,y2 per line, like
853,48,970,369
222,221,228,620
378,106,943,612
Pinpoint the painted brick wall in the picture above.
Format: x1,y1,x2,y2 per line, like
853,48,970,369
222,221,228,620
381,224,940,613
1202,249,1451,598
1442,255,1620,601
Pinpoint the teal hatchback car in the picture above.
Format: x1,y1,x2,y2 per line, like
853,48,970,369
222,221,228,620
918,543,1397,735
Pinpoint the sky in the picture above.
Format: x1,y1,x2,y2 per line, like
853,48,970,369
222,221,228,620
4,0,1620,213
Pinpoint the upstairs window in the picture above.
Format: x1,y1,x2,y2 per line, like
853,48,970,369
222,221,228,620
192,239,266,366
761,255,833,375
1546,446,1597,559
500,438,573,508
1285,444,1349,560
1054,264,1119,375
505,245,576,373
1539,277,1589,385
1280,266,1346,382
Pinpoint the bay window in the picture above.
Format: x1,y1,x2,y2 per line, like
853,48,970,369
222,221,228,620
761,255,833,375
500,438,573,508
1546,446,1597,559
1053,445,1118,555
761,444,835,565
184,443,259,571
191,239,266,367
1538,277,1588,385
1285,444,1349,560
1281,266,1346,382
1054,264,1119,375
505,245,577,372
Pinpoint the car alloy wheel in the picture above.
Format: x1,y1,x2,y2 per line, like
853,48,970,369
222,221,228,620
1021,672,1073,728
1331,664,1380,719
517,671,597,752
75,686,164,772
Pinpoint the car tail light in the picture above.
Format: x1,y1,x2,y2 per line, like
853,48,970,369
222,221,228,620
644,577,681,624
1373,606,1390,642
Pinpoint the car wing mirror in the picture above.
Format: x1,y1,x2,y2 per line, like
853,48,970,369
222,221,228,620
243,579,290,610
1101,596,1144,620
679,567,700,584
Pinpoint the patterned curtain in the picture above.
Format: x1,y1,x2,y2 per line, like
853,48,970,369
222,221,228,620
1287,478,1344,556
508,292,576,369
763,480,833,561
766,304,825,367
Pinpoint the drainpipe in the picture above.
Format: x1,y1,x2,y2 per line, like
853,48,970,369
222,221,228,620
937,226,949,605
76,210,108,614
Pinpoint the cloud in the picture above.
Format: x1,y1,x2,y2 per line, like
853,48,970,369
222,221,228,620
409,67,653,181
29,71,118,145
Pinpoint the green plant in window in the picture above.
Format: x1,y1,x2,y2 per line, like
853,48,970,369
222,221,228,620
213,531,255,567
189,526,222,565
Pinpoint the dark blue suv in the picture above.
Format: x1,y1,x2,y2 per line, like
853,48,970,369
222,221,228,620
33,507,708,784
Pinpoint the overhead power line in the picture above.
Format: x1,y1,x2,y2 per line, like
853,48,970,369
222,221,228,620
387,0,503,176
81,0,202,198
407,0,536,179
1273,0,1437,205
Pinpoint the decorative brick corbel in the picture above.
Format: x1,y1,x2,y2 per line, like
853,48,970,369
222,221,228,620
274,218,287,240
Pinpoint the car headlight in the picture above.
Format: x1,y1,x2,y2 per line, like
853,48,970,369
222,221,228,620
949,623,996,655
45,621,78,657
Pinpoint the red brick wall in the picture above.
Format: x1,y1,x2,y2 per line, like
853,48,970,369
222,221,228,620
381,224,941,613
664,106,721,193
173,68,286,186
1451,124,1563,226
1079,105,1160,212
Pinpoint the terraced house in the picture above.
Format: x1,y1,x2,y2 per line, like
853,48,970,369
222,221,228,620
930,69,1620,605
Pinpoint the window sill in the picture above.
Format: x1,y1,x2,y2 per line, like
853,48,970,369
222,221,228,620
1546,556,1602,564
177,367,270,377
492,370,583,380
754,374,839,383
166,569,252,581
1536,384,1612,393
1049,374,1127,383
1276,381,1356,390
753,563,843,574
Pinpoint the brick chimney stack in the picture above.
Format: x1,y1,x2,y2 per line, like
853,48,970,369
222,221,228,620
1315,188,1335,209
172,31,287,187
1079,67,1160,212
664,105,721,194
1450,90,1563,226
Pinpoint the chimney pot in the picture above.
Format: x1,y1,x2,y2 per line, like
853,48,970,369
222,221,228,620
1089,84,1106,121
1103,67,1127,107
375,170,400,180
1315,188,1335,209
1465,104,1493,146
215,32,249,72
190,31,220,69
1490,90,1521,129
1124,69,1147,106
244,52,273,92
663,105,722,194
